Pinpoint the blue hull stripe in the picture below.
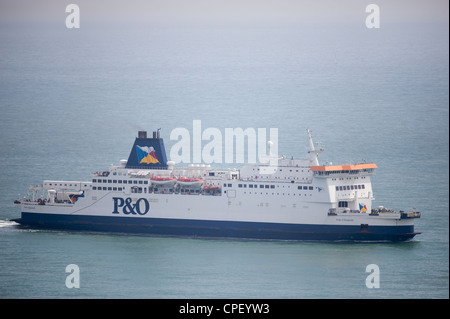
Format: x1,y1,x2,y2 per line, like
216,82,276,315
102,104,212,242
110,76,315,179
16,212,418,241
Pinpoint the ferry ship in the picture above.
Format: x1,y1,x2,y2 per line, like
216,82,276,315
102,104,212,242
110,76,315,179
13,129,421,241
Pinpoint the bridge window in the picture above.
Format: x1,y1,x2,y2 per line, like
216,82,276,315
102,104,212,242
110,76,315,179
338,201,348,208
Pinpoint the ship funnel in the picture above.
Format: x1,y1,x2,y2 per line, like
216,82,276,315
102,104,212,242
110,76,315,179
125,130,168,169
152,129,162,139
138,131,147,139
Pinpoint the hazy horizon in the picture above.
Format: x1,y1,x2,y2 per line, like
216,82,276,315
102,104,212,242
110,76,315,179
0,0,448,28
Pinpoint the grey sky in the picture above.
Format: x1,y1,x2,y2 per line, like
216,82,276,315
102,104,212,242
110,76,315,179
0,0,448,28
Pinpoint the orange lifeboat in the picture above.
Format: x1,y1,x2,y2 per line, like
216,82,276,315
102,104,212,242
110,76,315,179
150,176,176,186
177,177,204,187
204,185,219,191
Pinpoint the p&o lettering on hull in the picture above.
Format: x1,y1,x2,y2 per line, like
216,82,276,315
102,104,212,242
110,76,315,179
112,197,150,215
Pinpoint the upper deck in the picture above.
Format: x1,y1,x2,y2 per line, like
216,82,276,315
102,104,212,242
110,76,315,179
310,163,377,177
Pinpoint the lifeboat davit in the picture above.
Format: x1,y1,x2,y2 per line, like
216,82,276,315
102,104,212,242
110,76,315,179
150,176,176,186
177,177,204,187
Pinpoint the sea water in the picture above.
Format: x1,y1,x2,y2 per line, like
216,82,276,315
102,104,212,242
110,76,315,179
0,2,448,299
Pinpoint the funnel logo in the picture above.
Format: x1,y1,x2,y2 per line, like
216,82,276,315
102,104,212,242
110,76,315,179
136,145,160,164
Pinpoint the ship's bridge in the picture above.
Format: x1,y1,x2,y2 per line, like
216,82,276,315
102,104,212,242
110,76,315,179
310,163,377,177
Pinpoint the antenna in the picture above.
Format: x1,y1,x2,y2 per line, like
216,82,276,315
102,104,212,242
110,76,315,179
267,140,273,156
306,128,315,153
306,128,320,166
